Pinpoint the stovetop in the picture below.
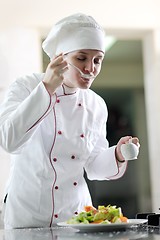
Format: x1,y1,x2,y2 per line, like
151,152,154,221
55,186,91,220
136,211,160,228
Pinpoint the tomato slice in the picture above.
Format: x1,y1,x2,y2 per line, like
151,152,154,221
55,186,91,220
120,216,128,222
84,206,97,214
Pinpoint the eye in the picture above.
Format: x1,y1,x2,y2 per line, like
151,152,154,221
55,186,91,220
77,56,86,61
94,58,102,64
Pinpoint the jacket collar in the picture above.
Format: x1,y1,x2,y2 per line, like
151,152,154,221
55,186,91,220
56,84,78,96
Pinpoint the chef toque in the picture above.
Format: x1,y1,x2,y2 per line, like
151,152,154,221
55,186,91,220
42,13,106,59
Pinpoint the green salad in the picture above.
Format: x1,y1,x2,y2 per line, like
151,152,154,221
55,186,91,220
67,205,128,224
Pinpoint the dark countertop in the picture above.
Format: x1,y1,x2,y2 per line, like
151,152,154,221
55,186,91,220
0,225,160,240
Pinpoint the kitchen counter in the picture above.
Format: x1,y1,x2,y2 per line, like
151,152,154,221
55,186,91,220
0,225,160,240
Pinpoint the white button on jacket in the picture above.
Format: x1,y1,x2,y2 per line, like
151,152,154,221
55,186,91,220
0,73,127,229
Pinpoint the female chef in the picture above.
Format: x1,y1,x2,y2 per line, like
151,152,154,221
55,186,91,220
0,13,139,229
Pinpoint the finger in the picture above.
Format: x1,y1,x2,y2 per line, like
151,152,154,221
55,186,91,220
119,136,132,144
59,65,69,74
51,53,63,61
51,59,68,73
50,54,64,67
131,137,140,146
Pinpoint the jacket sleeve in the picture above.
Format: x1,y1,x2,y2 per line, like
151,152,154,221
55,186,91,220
85,142,127,180
84,100,127,181
0,75,56,153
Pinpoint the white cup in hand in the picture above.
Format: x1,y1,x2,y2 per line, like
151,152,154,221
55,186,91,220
120,139,139,160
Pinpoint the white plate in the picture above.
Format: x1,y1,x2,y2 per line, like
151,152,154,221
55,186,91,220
57,219,147,232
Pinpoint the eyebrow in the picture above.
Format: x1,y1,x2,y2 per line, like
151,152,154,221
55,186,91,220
77,51,104,58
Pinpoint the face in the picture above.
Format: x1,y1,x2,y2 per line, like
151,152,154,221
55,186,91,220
63,49,104,89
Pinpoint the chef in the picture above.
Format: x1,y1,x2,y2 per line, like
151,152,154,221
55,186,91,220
0,13,139,229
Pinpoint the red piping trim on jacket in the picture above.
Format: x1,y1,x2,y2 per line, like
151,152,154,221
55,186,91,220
62,84,77,95
49,106,57,227
106,160,128,180
26,95,52,132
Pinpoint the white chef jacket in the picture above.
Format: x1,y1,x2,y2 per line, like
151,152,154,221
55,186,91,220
0,73,127,229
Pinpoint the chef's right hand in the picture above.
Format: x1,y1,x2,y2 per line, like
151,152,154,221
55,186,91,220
43,53,68,95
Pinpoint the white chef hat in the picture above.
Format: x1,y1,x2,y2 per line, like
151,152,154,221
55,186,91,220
42,13,106,59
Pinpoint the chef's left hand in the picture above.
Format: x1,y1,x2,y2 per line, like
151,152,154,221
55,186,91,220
115,136,140,162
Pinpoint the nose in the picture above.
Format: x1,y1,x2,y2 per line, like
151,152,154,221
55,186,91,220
84,61,95,73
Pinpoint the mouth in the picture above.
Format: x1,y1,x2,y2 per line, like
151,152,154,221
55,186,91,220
68,63,94,80
81,75,95,81
80,77,92,84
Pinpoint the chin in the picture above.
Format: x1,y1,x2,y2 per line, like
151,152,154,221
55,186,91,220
78,80,93,89
79,84,91,89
